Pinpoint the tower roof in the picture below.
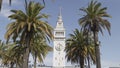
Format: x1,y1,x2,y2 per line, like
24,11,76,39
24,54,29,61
55,7,65,30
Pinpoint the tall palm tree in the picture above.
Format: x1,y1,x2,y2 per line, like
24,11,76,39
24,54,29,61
65,29,95,68
5,1,53,68
79,0,111,68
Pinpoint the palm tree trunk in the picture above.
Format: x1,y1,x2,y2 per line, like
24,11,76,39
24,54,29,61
93,32,101,68
22,35,30,68
22,46,29,68
80,57,84,68
87,56,90,68
87,33,90,68
34,52,37,68
10,62,14,68
16,64,19,68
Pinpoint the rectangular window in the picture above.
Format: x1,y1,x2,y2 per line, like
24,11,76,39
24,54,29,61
54,38,64,40
55,32,64,36
55,57,57,60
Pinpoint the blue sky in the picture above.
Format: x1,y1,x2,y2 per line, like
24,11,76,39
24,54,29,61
0,0,120,68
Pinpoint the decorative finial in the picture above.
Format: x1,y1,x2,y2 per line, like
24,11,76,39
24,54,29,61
58,7,62,22
60,7,62,16
56,7,64,28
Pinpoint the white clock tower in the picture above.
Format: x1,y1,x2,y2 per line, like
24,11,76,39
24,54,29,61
53,8,65,68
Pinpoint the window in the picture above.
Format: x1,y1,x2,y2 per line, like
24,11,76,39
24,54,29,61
54,38,64,40
58,63,60,65
55,57,57,60
55,32,64,36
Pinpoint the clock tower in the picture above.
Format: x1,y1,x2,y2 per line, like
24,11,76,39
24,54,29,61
53,8,65,68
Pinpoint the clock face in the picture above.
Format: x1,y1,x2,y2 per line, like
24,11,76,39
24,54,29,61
55,43,63,51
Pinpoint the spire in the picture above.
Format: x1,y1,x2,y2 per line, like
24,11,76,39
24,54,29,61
59,7,62,17
58,7,62,22
55,7,64,29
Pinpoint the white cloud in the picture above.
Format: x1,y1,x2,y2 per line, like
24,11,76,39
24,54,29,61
0,0,22,18
0,8,12,17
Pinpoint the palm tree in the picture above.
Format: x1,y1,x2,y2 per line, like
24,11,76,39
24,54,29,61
0,40,5,58
30,34,52,68
0,42,24,68
0,40,8,67
84,32,96,68
5,1,53,68
79,0,111,68
65,29,95,68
